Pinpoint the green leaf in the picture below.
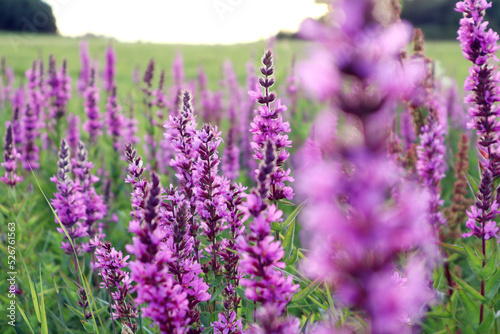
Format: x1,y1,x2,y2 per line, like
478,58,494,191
466,172,479,195
282,218,295,258
271,222,282,232
66,303,85,318
451,290,459,318
209,283,226,303
40,265,48,334
462,242,485,278
452,273,487,303
281,201,306,230
427,310,452,319
485,268,500,301
476,307,494,333
292,279,322,303
17,305,35,334
457,289,479,331
81,320,96,333
286,247,300,265
479,241,497,280
19,252,41,323
439,242,466,255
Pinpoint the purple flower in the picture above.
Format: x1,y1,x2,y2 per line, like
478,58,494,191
21,104,40,170
47,57,72,121
125,172,191,333
83,69,103,144
164,91,201,261
72,141,108,247
66,114,81,154
50,139,87,254
213,311,243,334
222,104,240,180
105,86,124,150
249,51,294,201
77,39,91,95
1,122,23,187
194,124,228,274
416,110,447,227
91,237,137,331
238,195,298,313
456,0,500,150
103,44,116,93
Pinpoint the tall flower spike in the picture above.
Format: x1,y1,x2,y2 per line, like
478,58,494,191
21,104,40,170
162,187,210,332
77,39,91,95
92,237,137,332
105,86,124,150
165,91,201,261
222,103,240,180
416,109,447,227
50,139,87,254
103,44,116,93
83,69,103,144
72,141,107,251
249,50,294,201
1,123,23,187
194,124,228,275
456,0,500,153
126,173,190,334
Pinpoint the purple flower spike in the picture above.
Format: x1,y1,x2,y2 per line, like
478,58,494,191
105,86,124,150
222,103,240,180
83,69,103,144
91,237,137,331
165,91,201,261
21,104,40,170
125,172,191,334
50,139,87,254
77,39,91,95
249,50,294,201
1,123,23,187
103,44,116,93
416,110,447,227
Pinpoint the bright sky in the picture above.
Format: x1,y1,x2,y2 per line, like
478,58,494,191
44,0,328,44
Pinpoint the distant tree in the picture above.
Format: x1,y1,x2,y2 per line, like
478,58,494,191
0,0,57,34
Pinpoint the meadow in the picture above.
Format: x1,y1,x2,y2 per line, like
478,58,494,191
0,1,498,333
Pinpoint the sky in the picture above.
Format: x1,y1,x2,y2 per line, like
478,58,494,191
43,0,328,44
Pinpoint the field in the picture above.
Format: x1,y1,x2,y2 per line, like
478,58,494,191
0,8,496,334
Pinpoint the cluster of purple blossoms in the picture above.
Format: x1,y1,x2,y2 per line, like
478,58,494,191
72,141,108,250
240,60,258,174
298,154,436,333
50,139,87,254
194,124,228,274
222,103,240,180
1,123,23,187
456,0,500,241
105,86,124,150
198,66,223,126
51,139,107,254
103,44,116,93
77,39,91,94
237,192,299,332
249,51,294,201
165,91,201,260
416,110,447,227
125,170,191,333
66,114,81,154
462,168,500,239
47,56,72,121
83,70,104,144
212,183,246,334
91,237,137,332
162,187,211,332
23,61,43,170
